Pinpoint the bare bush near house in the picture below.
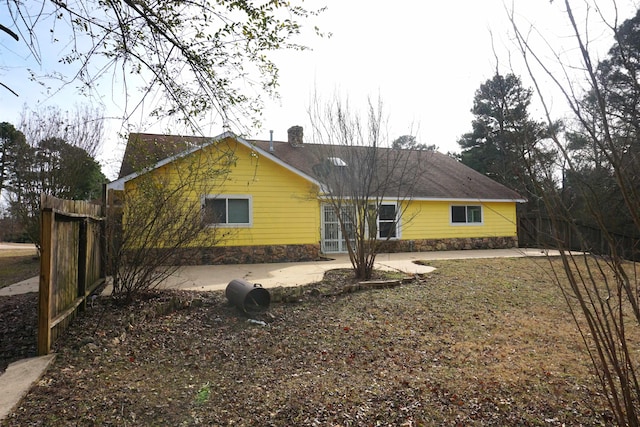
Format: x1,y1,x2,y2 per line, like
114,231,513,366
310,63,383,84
508,2,640,424
108,142,236,302
308,95,426,280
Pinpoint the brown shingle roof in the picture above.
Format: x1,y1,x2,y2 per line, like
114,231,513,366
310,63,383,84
116,132,524,201
118,133,211,178
250,139,524,201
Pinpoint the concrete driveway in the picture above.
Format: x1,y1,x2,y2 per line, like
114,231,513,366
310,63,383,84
157,247,552,292
159,251,435,292
0,247,554,296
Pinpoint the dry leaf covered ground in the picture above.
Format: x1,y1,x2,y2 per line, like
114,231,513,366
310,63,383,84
2,257,614,426
0,247,40,370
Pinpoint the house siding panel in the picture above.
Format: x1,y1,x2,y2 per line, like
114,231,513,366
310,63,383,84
117,133,522,263
402,201,517,240
190,140,319,247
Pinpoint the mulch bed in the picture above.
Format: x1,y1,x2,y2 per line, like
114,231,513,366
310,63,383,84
0,293,38,373
0,269,385,373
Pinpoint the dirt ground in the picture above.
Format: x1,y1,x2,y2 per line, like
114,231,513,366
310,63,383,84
0,293,37,372
1,258,614,426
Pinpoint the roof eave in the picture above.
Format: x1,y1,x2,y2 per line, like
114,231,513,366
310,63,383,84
412,197,527,203
316,195,527,203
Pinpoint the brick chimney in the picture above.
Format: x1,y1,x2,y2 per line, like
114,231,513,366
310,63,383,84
288,126,303,147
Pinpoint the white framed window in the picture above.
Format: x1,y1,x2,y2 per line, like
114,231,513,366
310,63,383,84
202,195,252,227
451,205,483,225
367,202,399,239
378,203,398,238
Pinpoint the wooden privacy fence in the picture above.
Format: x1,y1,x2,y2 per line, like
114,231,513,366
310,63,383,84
38,194,106,355
518,215,640,260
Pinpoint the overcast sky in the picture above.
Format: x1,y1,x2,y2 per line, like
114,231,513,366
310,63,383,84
1,1,639,179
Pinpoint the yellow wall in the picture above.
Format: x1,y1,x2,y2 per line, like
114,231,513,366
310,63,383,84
125,137,517,249
211,141,320,246
401,200,517,239
127,138,320,247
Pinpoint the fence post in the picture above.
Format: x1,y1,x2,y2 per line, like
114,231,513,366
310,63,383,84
37,206,55,356
78,219,88,311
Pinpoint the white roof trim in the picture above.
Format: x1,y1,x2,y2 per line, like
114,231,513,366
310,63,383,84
106,131,322,191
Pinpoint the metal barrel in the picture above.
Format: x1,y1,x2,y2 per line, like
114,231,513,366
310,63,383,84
225,279,271,313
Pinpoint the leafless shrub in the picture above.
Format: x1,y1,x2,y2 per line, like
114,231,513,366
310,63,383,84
308,95,426,280
107,140,236,302
508,2,640,423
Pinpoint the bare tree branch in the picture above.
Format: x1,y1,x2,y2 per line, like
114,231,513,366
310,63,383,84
308,94,426,280
4,0,324,133
506,2,640,423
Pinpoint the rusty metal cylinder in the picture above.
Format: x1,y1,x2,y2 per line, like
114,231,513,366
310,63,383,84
225,279,270,312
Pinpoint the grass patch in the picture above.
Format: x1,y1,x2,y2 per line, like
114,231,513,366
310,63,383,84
195,382,211,404
0,248,39,289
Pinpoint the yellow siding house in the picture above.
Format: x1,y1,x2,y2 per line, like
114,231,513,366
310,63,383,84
107,127,525,264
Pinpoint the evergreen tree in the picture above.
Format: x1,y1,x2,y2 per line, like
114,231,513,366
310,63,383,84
458,73,553,211
392,135,437,151
0,122,28,199
7,135,106,248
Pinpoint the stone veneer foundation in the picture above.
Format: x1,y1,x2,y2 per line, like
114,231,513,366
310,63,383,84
377,236,518,253
159,244,321,265
159,236,517,265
